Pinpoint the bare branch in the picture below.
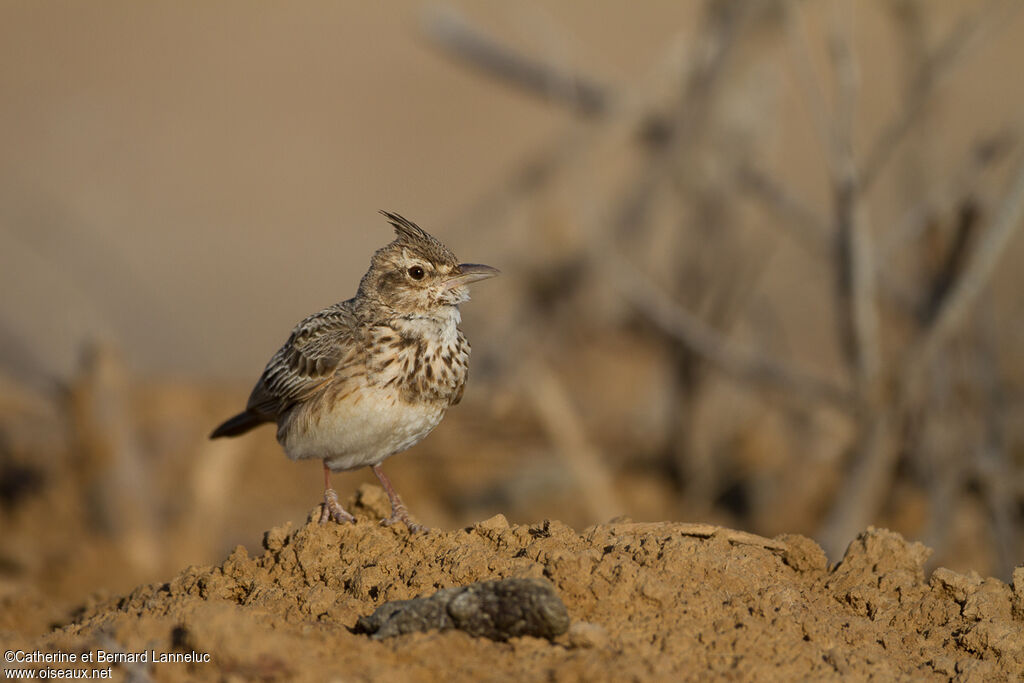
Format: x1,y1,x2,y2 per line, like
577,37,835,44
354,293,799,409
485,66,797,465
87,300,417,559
880,130,1017,260
908,153,1024,378
860,0,1018,192
606,0,752,244
821,146,1024,563
422,7,609,117
814,3,889,557
784,0,835,164
614,262,856,412
424,9,687,237
975,326,1019,578
817,413,893,559
829,0,882,397
524,360,624,521
735,163,831,254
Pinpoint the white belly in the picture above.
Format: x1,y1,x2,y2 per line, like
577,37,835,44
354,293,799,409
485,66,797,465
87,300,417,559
280,385,446,471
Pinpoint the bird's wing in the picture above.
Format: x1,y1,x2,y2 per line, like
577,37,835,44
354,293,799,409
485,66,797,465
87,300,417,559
246,301,361,418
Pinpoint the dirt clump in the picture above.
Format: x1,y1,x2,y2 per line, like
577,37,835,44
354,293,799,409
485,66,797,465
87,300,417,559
13,485,1024,681
354,576,569,641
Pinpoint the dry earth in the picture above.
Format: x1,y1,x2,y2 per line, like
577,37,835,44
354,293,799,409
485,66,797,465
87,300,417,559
4,485,1023,682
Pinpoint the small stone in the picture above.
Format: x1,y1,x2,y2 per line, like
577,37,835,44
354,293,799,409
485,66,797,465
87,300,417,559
567,621,608,649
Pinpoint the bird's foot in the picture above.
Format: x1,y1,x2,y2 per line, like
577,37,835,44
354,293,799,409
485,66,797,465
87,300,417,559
319,488,355,525
381,504,426,533
371,464,426,532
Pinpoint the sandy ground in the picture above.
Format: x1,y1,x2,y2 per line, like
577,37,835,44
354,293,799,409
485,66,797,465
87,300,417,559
3,485,1022,682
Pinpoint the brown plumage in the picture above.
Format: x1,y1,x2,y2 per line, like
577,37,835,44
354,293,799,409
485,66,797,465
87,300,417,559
210,211,498,529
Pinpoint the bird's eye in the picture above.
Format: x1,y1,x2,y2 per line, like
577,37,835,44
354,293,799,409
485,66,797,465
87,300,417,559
407,265,425,280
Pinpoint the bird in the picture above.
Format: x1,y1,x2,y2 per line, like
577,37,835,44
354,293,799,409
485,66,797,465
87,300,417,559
210,211,498,530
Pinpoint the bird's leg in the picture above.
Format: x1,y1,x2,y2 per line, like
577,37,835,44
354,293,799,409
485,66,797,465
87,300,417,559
372,465,425,532
319,461,355,524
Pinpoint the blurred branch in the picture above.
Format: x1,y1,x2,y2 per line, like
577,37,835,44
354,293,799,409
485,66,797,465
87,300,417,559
821,150,1024,557
973,304,1017,577
610,0,750,239
422,7,688,236
423,7,609,116
880,130,1016,260
735,163,831,254
887,0,935,205
919,200,982,325
524,360,623,521
420,6,610,233
816,6,888,558
907,153,1024,381
426,0,1024,570
784,0,834,163
829,3,882,395
450,127,594,234
860,0,1018,192
615,263,855,412
69,344,159,572
604,1,765,499
818,413,891,558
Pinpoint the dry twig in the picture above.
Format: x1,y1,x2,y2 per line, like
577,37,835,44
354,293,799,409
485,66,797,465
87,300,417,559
615,263,855,412
735,163,832,254
525,360,624,521
880,131,1016,261
860,0,1018,192
828,2,882,396
906,153,1024,384
423,7,609,117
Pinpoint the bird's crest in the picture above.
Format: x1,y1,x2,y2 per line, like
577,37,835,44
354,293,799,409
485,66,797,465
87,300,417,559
378,210,457,265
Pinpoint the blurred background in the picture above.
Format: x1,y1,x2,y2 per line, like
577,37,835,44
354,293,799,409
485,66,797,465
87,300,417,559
3,0,1024,631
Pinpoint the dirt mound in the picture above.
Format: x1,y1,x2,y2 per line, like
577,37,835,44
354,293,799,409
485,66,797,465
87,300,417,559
11,485,1024,681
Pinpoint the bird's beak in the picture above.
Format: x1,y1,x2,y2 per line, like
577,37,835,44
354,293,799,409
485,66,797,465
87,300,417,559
444,263,500,289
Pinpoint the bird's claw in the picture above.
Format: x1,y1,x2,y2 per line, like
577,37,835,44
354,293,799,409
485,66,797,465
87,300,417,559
319,488,355,525
380,506,426,533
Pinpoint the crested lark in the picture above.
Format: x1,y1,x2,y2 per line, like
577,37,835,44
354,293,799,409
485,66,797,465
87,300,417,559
210,212,498,530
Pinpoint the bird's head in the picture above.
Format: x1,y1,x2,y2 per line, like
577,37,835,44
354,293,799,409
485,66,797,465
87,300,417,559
358,211,498,316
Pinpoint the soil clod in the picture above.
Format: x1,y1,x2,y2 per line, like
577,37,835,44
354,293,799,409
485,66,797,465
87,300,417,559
354,577,569,641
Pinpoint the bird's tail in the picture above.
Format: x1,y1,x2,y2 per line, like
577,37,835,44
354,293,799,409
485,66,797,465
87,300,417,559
209,411,268,439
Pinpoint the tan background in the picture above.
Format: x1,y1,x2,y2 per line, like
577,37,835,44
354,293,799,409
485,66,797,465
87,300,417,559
0,0,700,380
2,2,1020,381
